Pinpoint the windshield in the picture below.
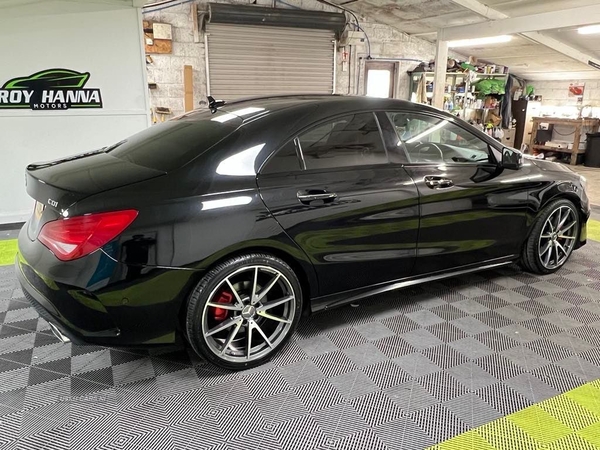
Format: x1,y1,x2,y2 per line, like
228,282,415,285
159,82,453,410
108,110,242,171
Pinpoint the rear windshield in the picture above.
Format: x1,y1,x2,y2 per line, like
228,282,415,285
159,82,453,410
107,110,242,171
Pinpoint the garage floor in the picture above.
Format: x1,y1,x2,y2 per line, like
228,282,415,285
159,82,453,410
1,238,600,449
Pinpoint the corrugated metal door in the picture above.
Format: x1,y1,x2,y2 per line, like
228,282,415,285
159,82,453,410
206,23,335,100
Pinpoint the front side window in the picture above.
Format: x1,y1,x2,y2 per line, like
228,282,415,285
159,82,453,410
388,112,491,164
298,113,388,170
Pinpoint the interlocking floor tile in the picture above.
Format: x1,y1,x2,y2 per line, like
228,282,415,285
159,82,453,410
0,241,599,449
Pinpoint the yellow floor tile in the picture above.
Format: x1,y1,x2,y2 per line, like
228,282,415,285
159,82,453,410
507,406,572,445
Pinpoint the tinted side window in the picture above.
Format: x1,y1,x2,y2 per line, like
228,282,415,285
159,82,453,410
261,140,302,174
299,113,387,170
388,112,491,164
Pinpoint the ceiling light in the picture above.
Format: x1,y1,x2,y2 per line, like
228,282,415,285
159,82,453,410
578,25,600,35
448,35,512,48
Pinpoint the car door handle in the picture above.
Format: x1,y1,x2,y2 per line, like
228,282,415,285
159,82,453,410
424,176,454,189
297,189,338,204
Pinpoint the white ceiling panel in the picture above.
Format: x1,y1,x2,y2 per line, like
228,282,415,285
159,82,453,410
334,0,600,80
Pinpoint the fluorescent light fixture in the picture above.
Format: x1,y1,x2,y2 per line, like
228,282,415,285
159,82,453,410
448,35,512,48
406,121,448,144
578,24,600,35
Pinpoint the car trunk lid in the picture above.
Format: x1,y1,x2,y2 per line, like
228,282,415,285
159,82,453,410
25,150,165,239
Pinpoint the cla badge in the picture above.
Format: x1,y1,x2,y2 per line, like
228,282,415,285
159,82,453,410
0,69,103,110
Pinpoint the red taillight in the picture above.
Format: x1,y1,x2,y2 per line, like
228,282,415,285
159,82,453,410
38,210,138,261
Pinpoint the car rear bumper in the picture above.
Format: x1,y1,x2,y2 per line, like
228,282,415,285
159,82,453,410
16,249,202,347
16,254,119,345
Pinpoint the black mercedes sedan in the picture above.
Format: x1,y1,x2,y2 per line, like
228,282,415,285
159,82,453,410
16,95,589,369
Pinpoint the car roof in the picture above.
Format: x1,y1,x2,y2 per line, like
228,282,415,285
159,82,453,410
204,94,447,123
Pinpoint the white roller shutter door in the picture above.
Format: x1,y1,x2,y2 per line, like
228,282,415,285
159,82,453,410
206,23,335,100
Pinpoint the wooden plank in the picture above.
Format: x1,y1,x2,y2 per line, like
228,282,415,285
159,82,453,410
571,125,582,165
532,145,586,154
532,117,600,126
184,65,194,112
145,39,172,54
529,118,539,151
191,3,200,44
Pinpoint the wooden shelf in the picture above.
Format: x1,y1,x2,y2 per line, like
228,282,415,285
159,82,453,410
531,145,585,154
532,117,600,126
472,73,508,78
529,117,600,165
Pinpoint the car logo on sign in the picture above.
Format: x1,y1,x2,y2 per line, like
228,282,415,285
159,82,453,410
48,199,58,207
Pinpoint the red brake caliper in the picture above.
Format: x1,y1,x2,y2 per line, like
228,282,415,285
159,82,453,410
212,290,233,321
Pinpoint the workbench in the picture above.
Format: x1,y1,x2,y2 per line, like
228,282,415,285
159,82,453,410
529,117,600,165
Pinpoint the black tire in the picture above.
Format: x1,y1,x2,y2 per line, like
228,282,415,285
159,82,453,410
186,253,303,370
520,199,580,275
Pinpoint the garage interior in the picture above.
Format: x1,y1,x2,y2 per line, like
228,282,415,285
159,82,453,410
2,0,600,449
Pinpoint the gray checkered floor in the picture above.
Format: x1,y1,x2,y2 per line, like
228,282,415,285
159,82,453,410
2,242,600,450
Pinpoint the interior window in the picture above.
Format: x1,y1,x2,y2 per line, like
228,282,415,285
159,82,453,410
298,113,387,170
387,112,491,164
261,140,301,174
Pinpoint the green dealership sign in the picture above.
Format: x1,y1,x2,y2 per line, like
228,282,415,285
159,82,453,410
0,69,103,110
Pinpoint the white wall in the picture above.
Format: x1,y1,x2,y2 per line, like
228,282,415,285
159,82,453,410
526,79,600,117
0,7,150,224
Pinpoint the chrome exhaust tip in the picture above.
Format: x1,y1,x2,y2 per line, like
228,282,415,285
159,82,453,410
48,322,71,344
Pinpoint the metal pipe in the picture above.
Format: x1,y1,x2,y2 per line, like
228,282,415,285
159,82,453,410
204,32,211,96
332,39,337,94
142,0,196,14
347,44,353,95
360,57,426,63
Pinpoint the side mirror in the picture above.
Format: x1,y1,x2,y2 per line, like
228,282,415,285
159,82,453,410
501,147,523,170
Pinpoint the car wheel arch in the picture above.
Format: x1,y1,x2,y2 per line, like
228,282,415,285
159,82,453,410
522,189,584,252
178,244,317,329
540,189,584,225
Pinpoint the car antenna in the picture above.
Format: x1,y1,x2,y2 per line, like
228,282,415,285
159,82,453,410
206,95,226,114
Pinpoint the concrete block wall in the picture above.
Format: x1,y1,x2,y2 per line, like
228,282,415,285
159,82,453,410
526,80,600,117
144,0,462,117
144,4,206,119
335,20,464,99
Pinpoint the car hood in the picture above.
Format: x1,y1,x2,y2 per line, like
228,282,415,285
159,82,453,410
523,156,577,176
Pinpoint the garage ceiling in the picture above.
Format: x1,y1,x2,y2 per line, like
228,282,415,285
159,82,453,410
332,0,600,80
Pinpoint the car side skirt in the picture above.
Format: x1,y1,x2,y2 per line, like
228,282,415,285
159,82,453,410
310,255,518,312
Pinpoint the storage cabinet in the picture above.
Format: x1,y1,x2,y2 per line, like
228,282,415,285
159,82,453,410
512,99,541,150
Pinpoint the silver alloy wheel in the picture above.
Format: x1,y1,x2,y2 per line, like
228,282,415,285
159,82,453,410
201,265,296,363
538,205,578,270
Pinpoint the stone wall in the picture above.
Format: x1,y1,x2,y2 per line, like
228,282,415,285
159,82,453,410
143,0,463,117
526,80,600,117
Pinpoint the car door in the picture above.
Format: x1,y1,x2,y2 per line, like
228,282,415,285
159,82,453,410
383,111,530,275
257,111,420,297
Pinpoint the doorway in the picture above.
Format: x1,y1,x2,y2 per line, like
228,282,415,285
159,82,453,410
365,61,396,98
